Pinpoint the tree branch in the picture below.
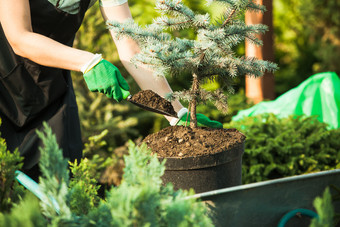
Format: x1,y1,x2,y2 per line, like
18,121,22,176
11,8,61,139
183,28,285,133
222,8,236,27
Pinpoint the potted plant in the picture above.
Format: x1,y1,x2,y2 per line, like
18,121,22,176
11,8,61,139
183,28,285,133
107,0,277,193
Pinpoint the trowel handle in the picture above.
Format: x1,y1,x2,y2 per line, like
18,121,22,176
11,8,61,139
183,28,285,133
15,170,44,201
15,170,60,214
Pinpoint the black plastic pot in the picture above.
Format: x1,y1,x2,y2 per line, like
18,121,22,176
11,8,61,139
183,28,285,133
158,142,244,193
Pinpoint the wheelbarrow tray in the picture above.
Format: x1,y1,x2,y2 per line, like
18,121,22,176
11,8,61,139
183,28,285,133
191,169,340,227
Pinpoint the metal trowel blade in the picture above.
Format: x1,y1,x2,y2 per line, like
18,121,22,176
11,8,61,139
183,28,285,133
127,95,178,118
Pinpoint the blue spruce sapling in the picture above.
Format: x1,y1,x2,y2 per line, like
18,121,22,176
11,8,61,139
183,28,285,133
107,0,278,128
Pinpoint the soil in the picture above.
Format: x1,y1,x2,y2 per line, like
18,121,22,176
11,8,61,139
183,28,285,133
143,125,246,158
130,90,176,116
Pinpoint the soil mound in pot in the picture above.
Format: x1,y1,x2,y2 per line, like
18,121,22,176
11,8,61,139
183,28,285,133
130,90,176,116
143,125,246,158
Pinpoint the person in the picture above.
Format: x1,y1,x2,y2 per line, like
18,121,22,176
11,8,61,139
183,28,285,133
0,0,222,181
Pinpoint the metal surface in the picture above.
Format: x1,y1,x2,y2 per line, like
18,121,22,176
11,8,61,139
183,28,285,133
190,169,340,227
127,95,177,117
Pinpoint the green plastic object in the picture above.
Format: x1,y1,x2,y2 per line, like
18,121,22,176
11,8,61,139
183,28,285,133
15,170,60,214
232,72,340,129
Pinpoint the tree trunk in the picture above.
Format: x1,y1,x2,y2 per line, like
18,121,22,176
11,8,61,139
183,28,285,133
245,0,275,104
190,73,199,128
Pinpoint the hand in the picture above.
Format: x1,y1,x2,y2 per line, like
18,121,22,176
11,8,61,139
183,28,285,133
176,112,223,128
83,59,130,102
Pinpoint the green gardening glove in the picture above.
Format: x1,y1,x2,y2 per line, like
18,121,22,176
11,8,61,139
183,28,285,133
83,59,130,102
175,109,223,128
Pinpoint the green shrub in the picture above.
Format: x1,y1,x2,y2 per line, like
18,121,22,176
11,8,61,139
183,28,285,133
274,0,340,95
0,123,213,226
68,158,101,216
226,114,340,184
0,193,47,227
310,187,335,227
0,119,24,212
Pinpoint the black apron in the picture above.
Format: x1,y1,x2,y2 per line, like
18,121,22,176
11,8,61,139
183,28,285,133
0,0,90,176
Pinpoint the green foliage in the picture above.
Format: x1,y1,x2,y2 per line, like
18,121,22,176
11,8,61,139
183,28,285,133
122,141,165,186
109,0,277,81
0,193,47,227
36,123,72,222
273,0,340,95
160,188,212,227
227,114,340,184
0,119,24,212
197,88,253,124
310,187,335,227
103,142,165,226
330,185,340,226
82,130,114,180
0,123,212,226
68,159,101,215
98,141,213,227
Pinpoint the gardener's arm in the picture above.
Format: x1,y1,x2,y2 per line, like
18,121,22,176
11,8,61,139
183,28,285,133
100,2,185,121
0,0,129,102
0,0,94,71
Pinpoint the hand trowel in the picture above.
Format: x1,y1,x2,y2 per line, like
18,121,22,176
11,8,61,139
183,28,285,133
122,89,178,118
